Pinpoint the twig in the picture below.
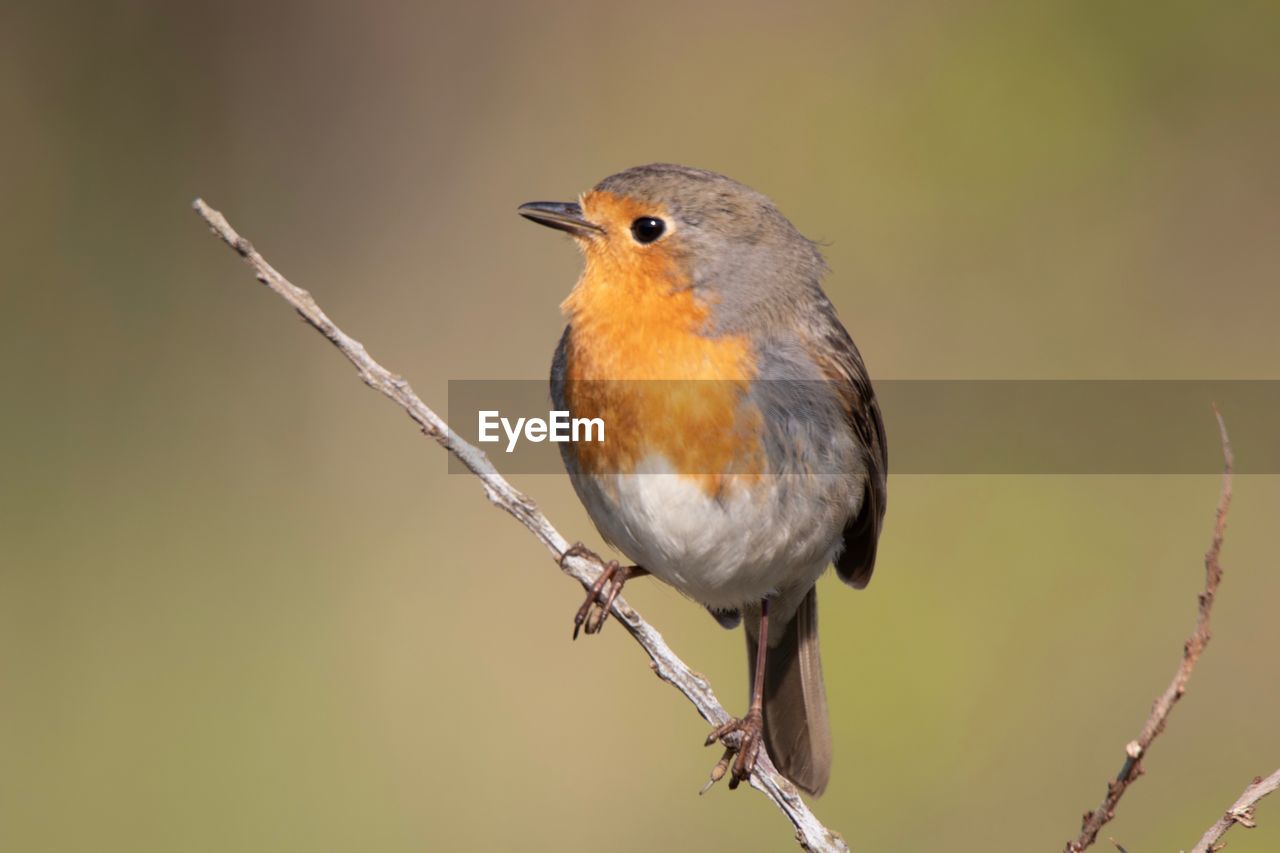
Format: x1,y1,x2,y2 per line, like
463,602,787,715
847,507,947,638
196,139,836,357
1065,407,1234,852
1189,768,1280,852
191,199,849,853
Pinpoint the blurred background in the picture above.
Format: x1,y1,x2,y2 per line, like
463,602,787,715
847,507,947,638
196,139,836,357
3,1,1279,850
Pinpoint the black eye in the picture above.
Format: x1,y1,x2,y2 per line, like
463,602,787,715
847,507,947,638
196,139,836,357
630,217,666,244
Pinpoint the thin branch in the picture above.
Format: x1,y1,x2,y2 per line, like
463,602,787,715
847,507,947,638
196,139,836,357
1065,408,1234,852
1189,768,1280,852
192,199,848,853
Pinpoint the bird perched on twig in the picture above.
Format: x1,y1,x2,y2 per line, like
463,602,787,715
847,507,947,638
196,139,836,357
519,164,887,796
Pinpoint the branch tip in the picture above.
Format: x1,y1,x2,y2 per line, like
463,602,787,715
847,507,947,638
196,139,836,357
1063,413,1235,852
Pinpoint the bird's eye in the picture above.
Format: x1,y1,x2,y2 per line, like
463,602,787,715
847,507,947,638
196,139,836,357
630,217,666,244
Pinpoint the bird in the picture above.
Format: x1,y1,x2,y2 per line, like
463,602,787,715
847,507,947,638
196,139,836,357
518,163,886,797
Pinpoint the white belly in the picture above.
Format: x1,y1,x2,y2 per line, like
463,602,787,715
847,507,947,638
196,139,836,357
573,454,852,613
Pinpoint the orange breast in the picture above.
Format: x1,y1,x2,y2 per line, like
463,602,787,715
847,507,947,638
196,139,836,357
561,201,763,494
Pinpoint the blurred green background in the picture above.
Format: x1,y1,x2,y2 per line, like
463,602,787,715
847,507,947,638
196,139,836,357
3,2,1279,850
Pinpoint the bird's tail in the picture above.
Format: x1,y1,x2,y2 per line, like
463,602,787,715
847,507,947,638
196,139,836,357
746,587,832,796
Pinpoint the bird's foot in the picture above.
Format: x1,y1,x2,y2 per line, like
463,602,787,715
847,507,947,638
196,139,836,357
560,543,645,639
702,710,764,792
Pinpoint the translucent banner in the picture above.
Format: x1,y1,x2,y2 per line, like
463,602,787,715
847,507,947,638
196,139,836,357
446,380,1274,474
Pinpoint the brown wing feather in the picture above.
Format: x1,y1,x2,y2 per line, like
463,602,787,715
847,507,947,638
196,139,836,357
809,301,887,589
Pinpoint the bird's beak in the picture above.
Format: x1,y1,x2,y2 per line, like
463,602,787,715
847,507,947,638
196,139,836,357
518,201,604,238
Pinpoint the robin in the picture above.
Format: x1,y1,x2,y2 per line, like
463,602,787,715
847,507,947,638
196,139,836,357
518,164,887,796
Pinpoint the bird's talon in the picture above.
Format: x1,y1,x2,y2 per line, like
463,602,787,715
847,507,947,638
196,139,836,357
570,560,642,638
704,712,764,790
700,748,733,794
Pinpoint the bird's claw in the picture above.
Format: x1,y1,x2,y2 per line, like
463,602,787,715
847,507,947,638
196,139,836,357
560,543,644,639
571,557,629,639
702,711,764,791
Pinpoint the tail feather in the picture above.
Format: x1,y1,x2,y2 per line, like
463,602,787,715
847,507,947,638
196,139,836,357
746,588,832,796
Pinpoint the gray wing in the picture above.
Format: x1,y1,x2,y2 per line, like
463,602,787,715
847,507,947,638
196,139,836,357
807,298,888,589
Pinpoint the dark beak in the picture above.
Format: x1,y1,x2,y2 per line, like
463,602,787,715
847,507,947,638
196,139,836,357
518,201,604,237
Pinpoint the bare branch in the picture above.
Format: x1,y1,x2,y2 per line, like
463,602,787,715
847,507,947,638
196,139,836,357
192,199,849,853
1065,408,1234,852
1190,768,1280,852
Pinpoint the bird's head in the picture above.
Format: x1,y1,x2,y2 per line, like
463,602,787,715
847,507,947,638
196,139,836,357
519,163,826,333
